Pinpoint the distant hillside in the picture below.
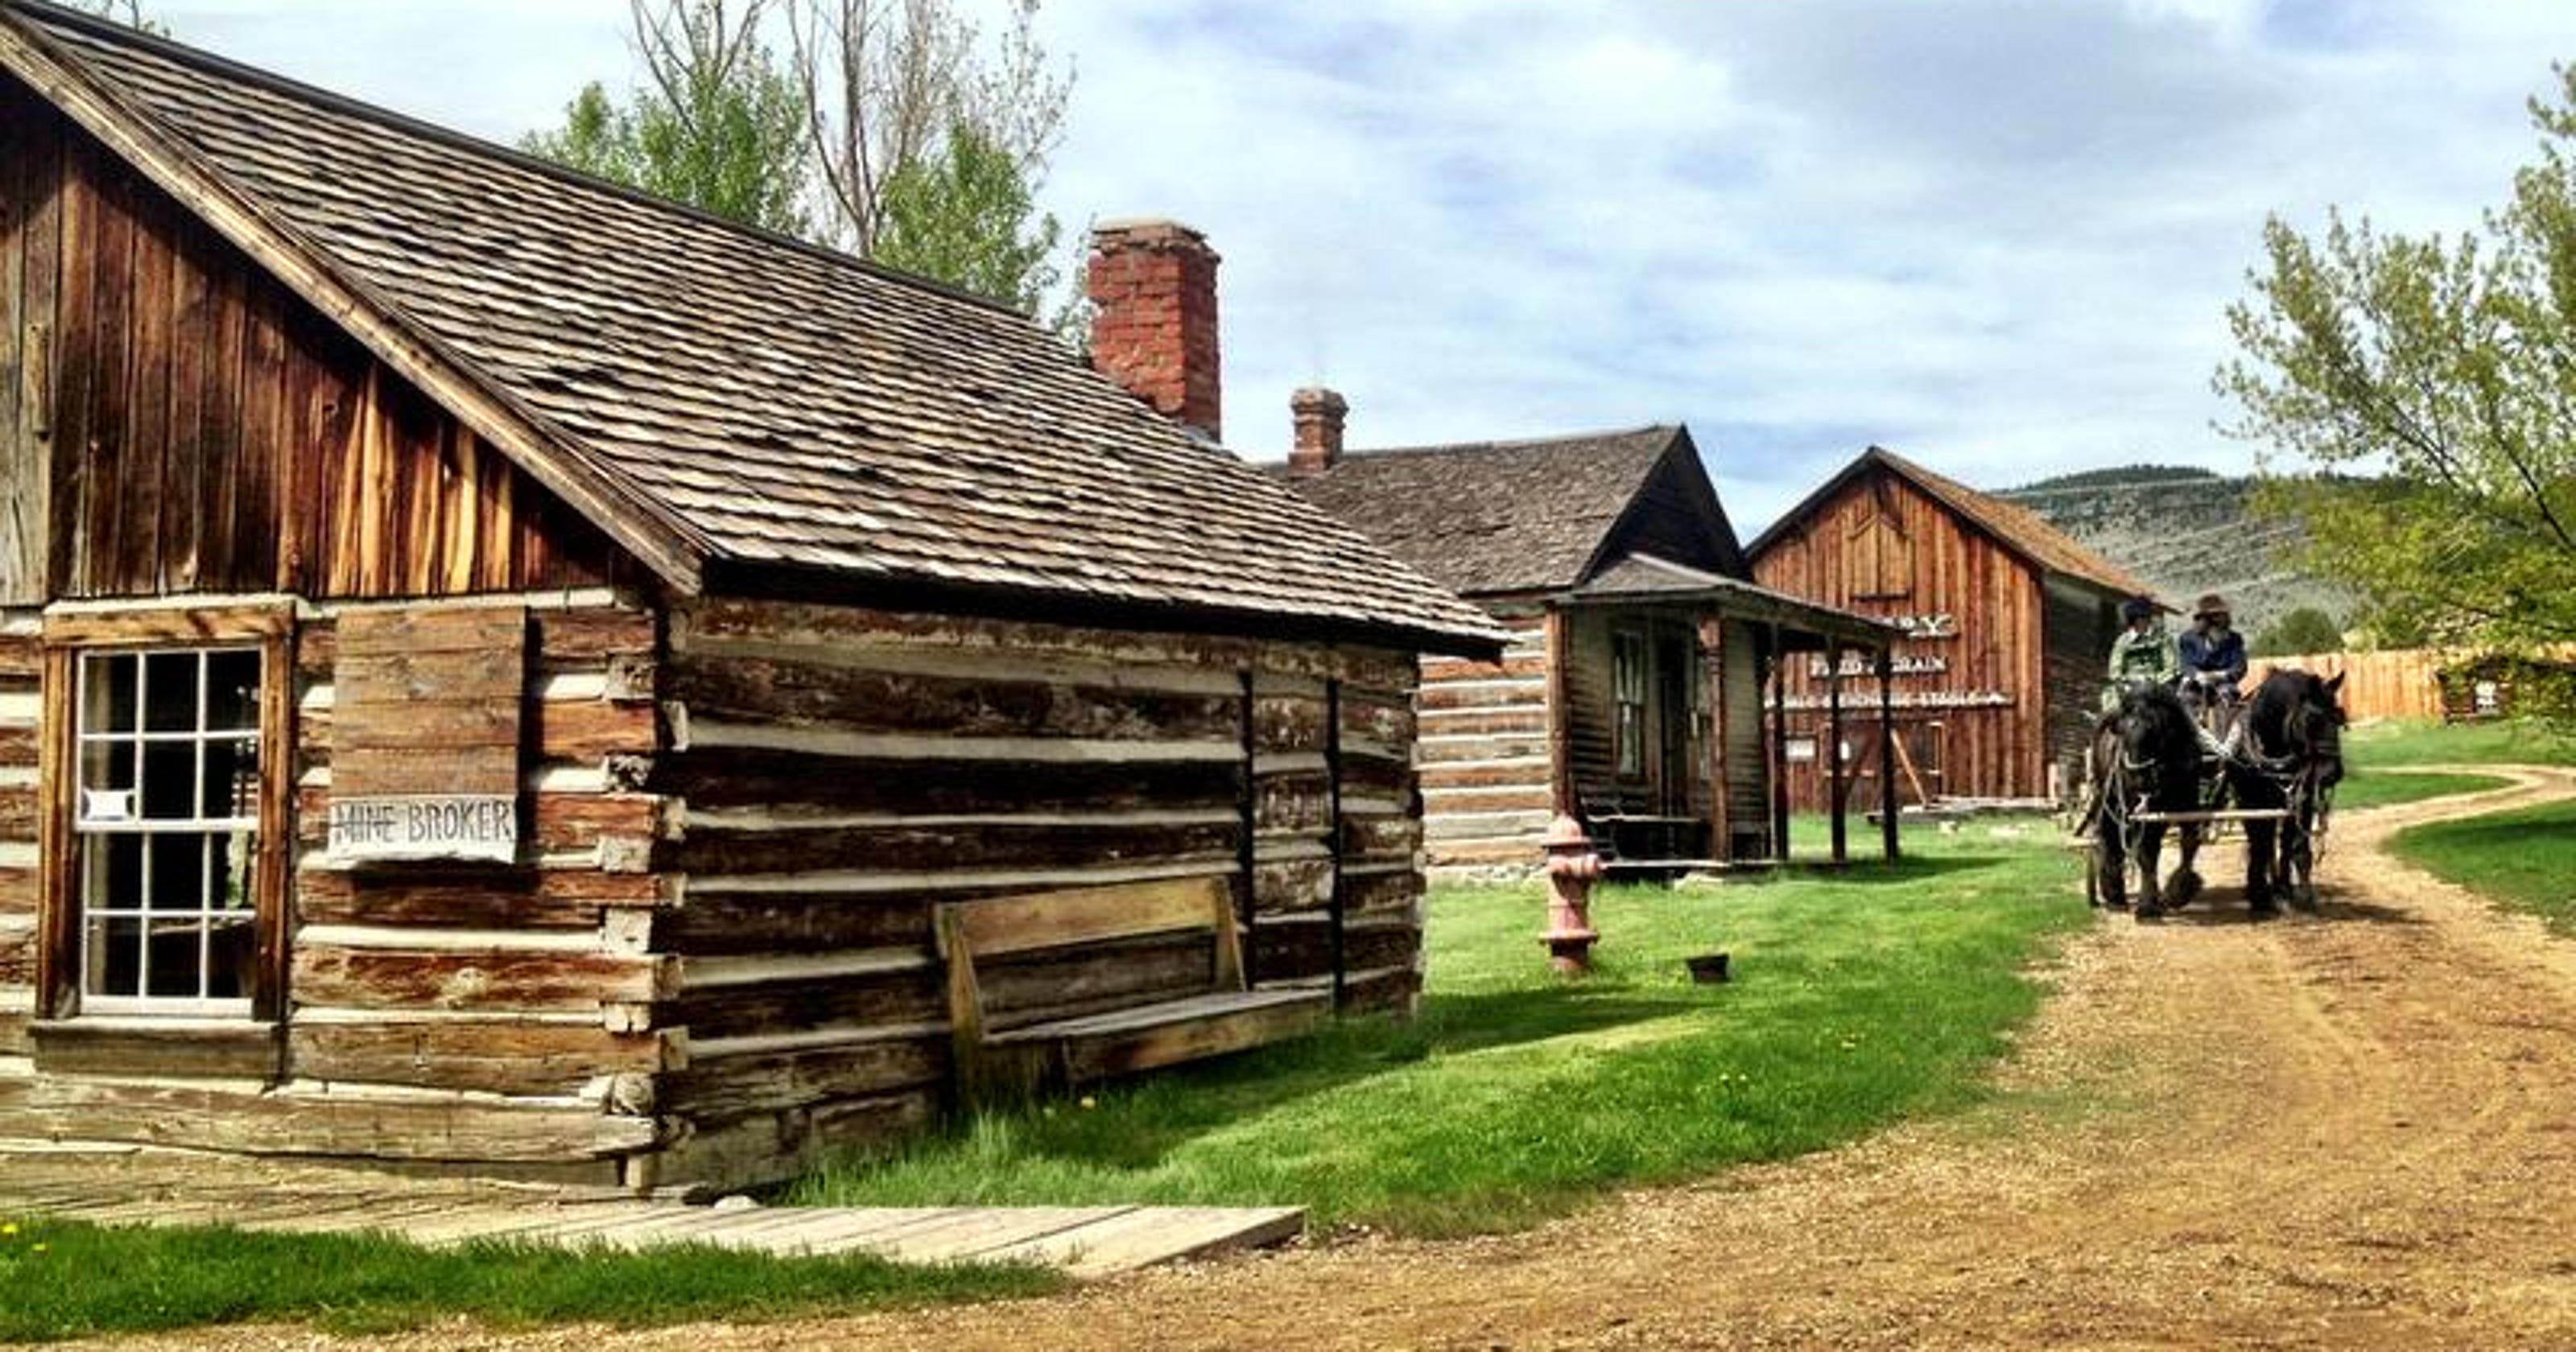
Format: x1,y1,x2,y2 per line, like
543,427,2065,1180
1996,468,2358,639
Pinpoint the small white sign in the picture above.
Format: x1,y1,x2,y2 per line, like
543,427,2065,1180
327,795,518,864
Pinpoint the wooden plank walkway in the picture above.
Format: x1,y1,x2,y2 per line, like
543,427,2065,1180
0,1143,1302,1278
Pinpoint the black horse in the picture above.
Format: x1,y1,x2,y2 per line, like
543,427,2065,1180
2232,668,2347,911
2091,681,2204,917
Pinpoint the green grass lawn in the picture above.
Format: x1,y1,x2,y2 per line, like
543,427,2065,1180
2332,769,2514,811
794,819,2086,1237
2343,718,2576,769
2388,798,2576,937
0,1218,1056,1344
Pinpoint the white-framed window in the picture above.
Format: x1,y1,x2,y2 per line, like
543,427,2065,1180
1613,630,1648,779
73,646,264,1016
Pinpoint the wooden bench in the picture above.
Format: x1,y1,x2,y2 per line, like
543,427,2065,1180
933,876,1334,1105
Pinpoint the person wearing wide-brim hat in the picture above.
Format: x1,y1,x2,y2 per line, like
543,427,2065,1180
2178,592,2247,714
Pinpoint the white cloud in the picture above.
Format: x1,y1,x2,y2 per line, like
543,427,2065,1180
93,1,2576,531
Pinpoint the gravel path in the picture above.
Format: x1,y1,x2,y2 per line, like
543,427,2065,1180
89,768,2576,1351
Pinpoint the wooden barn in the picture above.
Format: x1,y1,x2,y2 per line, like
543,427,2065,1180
1744,446,2153,810
0,6,1504,1192
1275,415,1894,872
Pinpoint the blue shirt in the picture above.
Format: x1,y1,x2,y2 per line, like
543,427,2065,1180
2178,626,2246,684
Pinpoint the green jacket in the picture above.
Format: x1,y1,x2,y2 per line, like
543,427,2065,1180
2107,625,2178,688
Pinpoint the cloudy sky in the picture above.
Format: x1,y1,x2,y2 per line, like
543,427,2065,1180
121,0,2576,532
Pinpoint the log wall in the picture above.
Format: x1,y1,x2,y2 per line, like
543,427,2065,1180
1416,604,1551,869
0,592,671,1187
1752,468,2054,808
0,610,35,1057
0,78,630,605
647,598,1426,1192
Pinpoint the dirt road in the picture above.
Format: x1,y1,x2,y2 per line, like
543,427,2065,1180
119,769,2576,1350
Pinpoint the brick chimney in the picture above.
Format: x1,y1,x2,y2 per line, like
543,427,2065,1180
1088,219,1222,440
1288,387,1347,475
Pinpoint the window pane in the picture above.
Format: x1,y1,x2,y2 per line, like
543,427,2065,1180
80,653,137,734
86,916,142,997
79,740,138,819
205,651,261,734
87,834,144,913
147,834,207,913
141,741,196,820
206,918,254,1000
142,652,200,733
202,736,258,821
213,831,255,913
145,919,204,998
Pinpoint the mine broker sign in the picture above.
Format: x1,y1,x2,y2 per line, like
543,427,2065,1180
328,795,519,864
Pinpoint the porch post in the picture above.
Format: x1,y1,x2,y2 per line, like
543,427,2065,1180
1703,616,1728,862
1877,643,1900,862
1545,607,1574,815
1769,623,1790,861
1827,639,1847,864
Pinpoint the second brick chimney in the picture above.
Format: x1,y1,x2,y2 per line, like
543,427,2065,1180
1088,219,1222,441
1289,386,1348,475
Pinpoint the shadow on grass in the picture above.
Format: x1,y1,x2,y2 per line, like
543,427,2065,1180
920,987,1711,1173
1741,853,2015,887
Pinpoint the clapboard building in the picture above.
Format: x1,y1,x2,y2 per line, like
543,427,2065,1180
1276,418,1893,871
1745,447,2152,809
0,4,1501,1191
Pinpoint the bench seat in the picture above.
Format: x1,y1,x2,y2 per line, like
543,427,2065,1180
936,876,1334,1104
989,987,1333,1083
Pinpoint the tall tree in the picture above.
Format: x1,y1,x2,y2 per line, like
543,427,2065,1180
522,0,811,237
2220,65,2576,689
786,0,1071,274
525,0,1077,319
874,120,1061,315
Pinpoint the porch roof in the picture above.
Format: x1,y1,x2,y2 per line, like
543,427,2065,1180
1554,554,1894,652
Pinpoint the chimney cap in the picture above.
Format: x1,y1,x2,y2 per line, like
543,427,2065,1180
1291,386,1348,414
1091,218,1217,255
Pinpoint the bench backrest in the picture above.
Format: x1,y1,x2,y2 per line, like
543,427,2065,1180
935,876,1245,1042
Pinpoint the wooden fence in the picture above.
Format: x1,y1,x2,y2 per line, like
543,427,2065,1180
2259,644,2576,723
2257,649,2444,723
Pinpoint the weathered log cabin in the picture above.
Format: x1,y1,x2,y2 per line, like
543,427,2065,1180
1745,447,2151,810
1265,413,1893,872
0,5,1504,1192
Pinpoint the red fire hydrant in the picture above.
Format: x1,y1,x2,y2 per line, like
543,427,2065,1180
1540,814,1603,975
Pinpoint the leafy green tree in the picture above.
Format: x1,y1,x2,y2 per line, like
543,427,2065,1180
2252,606,2343,657
874,121,1060,314
786,0,1070,258
520,82,641,186
2220,68,2576,703
522,0,811,236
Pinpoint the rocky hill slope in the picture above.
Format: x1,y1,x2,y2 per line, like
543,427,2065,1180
1996,466,2355,637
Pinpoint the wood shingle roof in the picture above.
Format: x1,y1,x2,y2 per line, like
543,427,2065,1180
1275,425,1692,597
1,3,1502,653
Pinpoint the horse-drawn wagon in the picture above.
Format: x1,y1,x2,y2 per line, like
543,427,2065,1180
2070,670,2348,919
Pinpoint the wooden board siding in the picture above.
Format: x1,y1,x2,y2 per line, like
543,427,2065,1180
0,82,630,604
647,599,1427,1192
1717,619,1768,857
0,612,36,1055
1752,467,2051,808
2042,579,2119,801
1605,451,1736,577
281,599,672,1135
1418,604,1550,868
